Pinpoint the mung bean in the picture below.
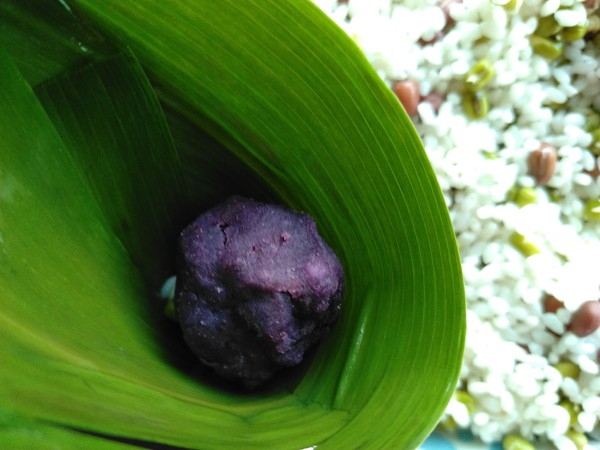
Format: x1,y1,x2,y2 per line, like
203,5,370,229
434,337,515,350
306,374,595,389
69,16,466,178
535,15,561,38
583,198,600,221
559,400,579,426
585,111,600,131
462,90,488,119
510,232,540,257
566,430,588,450
589,129,600,155
561,24,588,42
502,0,522,12
530,35,563,60
464,59,494,92
514,187,537,207
455,389,477,413
554,360,581,379
503,434,535,450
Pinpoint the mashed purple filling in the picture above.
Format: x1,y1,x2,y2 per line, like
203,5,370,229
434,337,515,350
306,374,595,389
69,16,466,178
174,196,344,383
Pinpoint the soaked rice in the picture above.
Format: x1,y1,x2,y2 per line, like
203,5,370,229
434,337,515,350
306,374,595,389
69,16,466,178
314,0,600,447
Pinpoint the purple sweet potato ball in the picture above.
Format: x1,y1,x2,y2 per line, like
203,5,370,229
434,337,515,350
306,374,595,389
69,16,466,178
174,196,344,383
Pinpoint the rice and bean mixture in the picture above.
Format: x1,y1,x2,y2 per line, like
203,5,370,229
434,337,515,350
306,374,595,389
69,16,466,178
314,0,600,448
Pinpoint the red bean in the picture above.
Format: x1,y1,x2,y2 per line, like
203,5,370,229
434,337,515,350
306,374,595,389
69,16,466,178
392,80,420,117
528,142,558,185
585,163,600,178
419,31,446,46
543,294,565,313
439,0,462,24
419,0,462,45
568,301,600,337
421,92,445,112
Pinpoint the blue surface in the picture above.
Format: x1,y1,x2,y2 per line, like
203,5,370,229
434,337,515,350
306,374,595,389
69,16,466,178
420,431,502,450
421,430,598,450
420,433,461,449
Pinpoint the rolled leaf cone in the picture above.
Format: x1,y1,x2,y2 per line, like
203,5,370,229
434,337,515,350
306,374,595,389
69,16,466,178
0,0,465,448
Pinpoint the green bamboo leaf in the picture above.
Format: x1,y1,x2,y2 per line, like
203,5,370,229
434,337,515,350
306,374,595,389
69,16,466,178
68,1,465,446
0,407,134,450
1,0,466,448
0,48,347,449
35,51,189,288
0,48,163,441
163,103,278,213
0,0,112,86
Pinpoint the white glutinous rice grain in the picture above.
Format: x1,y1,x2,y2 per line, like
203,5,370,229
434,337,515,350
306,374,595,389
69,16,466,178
314,0,600,446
